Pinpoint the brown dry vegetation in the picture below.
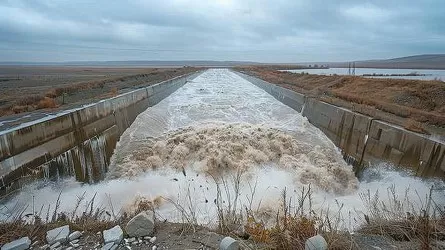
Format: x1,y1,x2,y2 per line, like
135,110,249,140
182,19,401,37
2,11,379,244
237,66,445,131
0,66,200,117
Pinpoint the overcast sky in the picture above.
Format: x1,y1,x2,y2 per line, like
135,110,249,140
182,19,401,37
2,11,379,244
0,0,444,62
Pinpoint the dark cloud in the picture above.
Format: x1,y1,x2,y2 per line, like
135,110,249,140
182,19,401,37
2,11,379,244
0,0,444,62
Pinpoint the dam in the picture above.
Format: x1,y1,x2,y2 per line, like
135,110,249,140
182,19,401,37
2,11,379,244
0,69,444,230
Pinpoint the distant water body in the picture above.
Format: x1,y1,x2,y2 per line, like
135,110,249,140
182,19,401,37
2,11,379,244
283,68,445,81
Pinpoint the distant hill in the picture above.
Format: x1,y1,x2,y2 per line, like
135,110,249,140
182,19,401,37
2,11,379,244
330,54,445,69
1,54,445,69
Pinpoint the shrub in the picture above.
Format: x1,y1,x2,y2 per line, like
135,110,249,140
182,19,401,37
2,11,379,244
110,87,118,97
37,97,58,109
404,119,429,134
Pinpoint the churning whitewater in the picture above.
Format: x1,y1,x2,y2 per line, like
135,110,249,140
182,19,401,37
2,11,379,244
1,69,444,229
108,69,358,193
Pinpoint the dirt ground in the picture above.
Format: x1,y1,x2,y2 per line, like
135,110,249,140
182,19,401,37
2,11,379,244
236,66,445,136
25,222,442,250
0,66,200,118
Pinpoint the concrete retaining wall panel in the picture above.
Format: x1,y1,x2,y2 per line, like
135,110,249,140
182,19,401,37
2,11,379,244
80,114,116,140
3,113,74,161
366,120,445,177
0,133,12,161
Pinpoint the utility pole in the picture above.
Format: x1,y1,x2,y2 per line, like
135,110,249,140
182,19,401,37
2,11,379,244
347,62,356,76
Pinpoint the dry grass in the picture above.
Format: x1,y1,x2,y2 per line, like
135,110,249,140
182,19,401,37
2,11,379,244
358,186,445,249
209,172,359,250
0,192,126,246
110,87,119,97
0,67,200,117
37,97,58,109
205,169,445,250
237,67,445,129
404,119,429,134
243,187,318,249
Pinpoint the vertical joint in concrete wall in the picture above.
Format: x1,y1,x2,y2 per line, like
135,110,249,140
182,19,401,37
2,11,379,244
301,96,308,115
424,143,445,176
356,118,376,176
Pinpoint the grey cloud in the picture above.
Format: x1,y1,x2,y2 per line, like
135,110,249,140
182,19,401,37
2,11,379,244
0,0,444,62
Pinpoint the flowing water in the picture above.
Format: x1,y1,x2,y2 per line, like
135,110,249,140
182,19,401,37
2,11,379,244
1,69,444,230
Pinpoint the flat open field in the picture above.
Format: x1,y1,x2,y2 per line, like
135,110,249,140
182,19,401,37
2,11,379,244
0,66,199,127
237,66,445,135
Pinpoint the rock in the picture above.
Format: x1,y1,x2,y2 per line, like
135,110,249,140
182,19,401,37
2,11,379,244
305,235,328,250
103,225,123,245
70,239,79,244
152,246,157,250
69,243,79,248
66,247,73,250
101,242,115,250
49,241,61,249
1,237,31,250
126,238,136,243
125,211,155,237
149,237,156,244
46,225,70,245
68,231,82,241
40,244,49,250
219,237,239,250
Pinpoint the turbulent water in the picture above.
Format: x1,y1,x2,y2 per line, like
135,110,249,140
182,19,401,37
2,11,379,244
1,69,444,230
110,123,358,194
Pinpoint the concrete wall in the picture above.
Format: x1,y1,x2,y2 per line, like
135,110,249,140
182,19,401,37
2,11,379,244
235,71,445,178
0,71,202,196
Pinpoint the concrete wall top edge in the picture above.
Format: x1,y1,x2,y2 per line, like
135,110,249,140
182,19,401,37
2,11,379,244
372,119,444,144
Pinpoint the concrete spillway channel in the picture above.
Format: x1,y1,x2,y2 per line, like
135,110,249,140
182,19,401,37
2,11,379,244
0,69,444,229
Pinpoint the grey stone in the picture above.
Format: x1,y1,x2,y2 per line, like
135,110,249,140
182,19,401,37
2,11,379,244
101,242,114,250
49,242,61,249
46,225,70,245
68,231,81,241
103,226,123,245
149,237,156,244
1,237,31,250
125,211,155,237
219,237,239,250
69,243,79,248
125,238,136,243
305,235,328,250
40,244,49,250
